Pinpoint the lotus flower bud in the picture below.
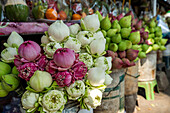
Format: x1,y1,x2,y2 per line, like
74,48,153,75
112,58,124,69
131,18,138,27
48,20,70,42
142,44,149,52
87,67,105,86
138,52,146,58
126,49,139,61
122,58,131,67
69,24,81,35
145,39,154,45
125,40,132,49
7,31,24,48
81,14,100,32
116,13,124,21
0,82,9,97
148,34,155,39
96,10,103,22
100,15,111,31
64,37,81,52
118,41,127,51
135,20,142,30
125,11,134,19
129,61,136,66
94,56,110,71
140,28,145,33
152,44,160,51
129,31,140,44
21,90,39,110
105,50,117,60
159,46,166,51
107,29,117,37
120,28,132,39
0,62,11,79
155,30,162,37
119,15,131,28
53,48,75,69
54,71,73,87
149,20,156,28
143,14,149,22
160,39,168,45
111,20,121,32
41,35,50,44
109,43,118,52
90,38,106,55
118,51,126,58
18,41,41,61
111,34,122,43
30,71,52,92
104,73,113,86
66,80,85,100
12,66,19,75
149,28,155,33
142,32,149,40
1,74,19,92
138,37,144,44
79,53,93,69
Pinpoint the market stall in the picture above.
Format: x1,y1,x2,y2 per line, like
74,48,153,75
0,0,169,113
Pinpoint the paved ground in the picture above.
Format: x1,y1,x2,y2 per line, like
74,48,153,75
135,70,170,113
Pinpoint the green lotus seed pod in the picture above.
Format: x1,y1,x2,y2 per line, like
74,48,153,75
112,20,121,32
100,15,111,31
111,34,122,43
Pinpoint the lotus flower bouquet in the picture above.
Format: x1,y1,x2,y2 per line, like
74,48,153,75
9,14,114,113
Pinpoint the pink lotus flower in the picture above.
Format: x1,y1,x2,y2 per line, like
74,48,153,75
54,71,73,87
112,58,124,69
135,20,142,30
125,11,134,19
36,55,49,70
122,58,131,68
18,41,41,61
46,60,58,75
126,49,139,61
116,13,124,21
71,61,87,80
53,48,76,69
17,63,39,81
105,50,118,61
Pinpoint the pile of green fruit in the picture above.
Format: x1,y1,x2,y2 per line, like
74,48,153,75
0,62,19,97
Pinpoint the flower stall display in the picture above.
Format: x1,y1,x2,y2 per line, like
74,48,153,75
0,14,116,113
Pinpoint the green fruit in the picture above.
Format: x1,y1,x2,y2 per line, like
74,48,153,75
155,30,162,37
149,20,156,28
149,28,155,33
111,20,121,32
119,15,132,28
142,44,149,52
154,38,161,44
138,52,146,58
5,3,29,22
1,74,20,92
107,29,117,37
160,39,168,45
101,30,107,37
125,40,132,49
0,82,9,97
129,31,140,44
111,34,122,43
120,28,132,39
152,44,160,51
100,15,111,31
109,43,118,52
106,37,111,44
159,46,166,51
96,11,103,22
148,34,155,39
155,26,161,31
12,66,19,75
118,41,127,51
0,62,11,80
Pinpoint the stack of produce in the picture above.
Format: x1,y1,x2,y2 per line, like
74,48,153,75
96,11,141,69
0,14,115,113
143,17,168,52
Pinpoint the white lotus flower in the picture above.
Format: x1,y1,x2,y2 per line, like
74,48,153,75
76,31,94,47
64,37,81,52
81,14,100,32
93,31,104,40
41,35,50,44
84,88,102,109
21,90,39,110
66,80,85,100
104,73,113,86
79,53,93,69
94,56,109,71
69,24,81,35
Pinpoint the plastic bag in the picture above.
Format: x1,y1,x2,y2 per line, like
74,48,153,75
4,0,30,22
32,0,48,20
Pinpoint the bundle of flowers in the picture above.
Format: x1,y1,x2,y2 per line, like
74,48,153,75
13,14,113,113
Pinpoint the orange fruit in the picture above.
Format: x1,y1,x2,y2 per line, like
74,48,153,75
81,12,87,18
58,10,67,20
46,8,58,20
72,14,81,20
